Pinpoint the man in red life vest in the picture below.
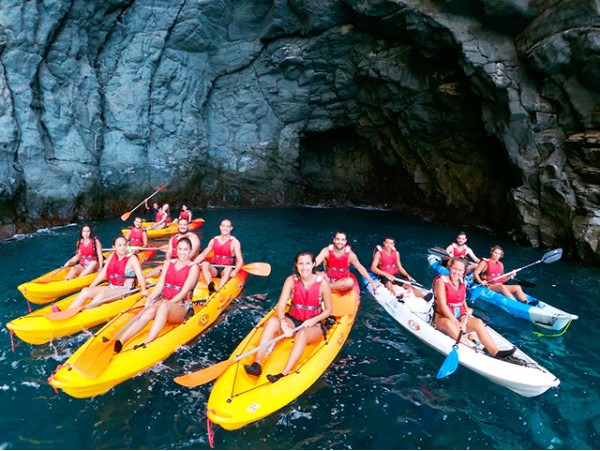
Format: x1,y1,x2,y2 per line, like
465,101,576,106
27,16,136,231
194,219,243,293
371,236,430,299
445,231,480,272
166,218,201,260
315,231,380,292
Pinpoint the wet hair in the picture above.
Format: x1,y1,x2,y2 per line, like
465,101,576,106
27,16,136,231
177,237,192,249
79,224,94,241
292,251,316,277
490,245,504,257
448,257,468,271
113,235,127,246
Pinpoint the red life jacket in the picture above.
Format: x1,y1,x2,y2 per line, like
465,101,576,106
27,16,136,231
179,210,191,221
289,275,323,321
483,258,505,283
155,210,167,223
212,237,236,266
451,243,467,257
376,245,399,275
169,232,193,259
78,239,98,265
326,244,351,280
106,254,133,287
128,228,145,247
434,274,466,319
163,260,194,300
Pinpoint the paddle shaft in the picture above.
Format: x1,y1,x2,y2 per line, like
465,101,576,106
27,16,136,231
484,248,562,283
121,185,167,221
393,276,424,288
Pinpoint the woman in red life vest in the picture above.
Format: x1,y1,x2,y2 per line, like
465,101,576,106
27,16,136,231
63,224,104,280
244,251,332,383
473,245,529,303
178,204,193,222
57,236,148,313
435,257,515,358
125,217,149,249
146,203,170,230
114,237,200,351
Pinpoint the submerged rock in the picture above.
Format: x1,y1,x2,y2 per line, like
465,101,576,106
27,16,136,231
0,0,599,261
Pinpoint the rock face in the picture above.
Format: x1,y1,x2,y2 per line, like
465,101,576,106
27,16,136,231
0,0,599,260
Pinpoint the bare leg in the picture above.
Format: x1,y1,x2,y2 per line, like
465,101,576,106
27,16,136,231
280,325,323,375
488,284,529,303
215,267,233,291
328,277,354,292
465,316,499,355
253,317,283,365
142,302,187,344
78,261,99,278
118,303,160,345
68,286,113,310
201,262,214,287
65,265,83,281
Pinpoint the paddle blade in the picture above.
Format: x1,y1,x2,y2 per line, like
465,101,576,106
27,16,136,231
437,347,459,379
542,248,562,264
243,262,271,277
73,338,116,378
45,306,83,320
174,358,235,387
120,211,132,222
428,247,450,258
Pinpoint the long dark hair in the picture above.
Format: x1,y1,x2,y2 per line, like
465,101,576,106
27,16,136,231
292,251,316,277
77,224,97,253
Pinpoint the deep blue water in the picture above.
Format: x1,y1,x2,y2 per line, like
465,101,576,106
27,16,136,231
1,207,598,449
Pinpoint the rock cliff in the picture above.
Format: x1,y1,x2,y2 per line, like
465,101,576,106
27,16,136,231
0,0,599,260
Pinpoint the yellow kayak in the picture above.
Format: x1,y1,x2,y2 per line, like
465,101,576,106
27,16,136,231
17,248,157,305
122,218,204,239
7,268,161,345
206,276,360,430
49,270,247,398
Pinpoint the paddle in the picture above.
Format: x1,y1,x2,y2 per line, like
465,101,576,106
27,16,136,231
437,312,471,379
484,248,562,284
37,267,66,284
427,247,537,288
72,302,152,378
393,276,425,288
101,245,169,253
120,185,167,222
174,300,356,387
211,262,272,277
44,282,157,320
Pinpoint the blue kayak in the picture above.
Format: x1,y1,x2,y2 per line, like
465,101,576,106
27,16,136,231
426,255,578,332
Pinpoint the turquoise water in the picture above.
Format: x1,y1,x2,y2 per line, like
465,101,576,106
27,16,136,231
1,207,598,449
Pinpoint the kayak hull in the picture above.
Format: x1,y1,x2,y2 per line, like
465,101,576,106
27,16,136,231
206,276,360,430
49,271,246,398
7,269,161,345
17,248,157,305
363,275,560,397
122,218,204,239
427,255,578,331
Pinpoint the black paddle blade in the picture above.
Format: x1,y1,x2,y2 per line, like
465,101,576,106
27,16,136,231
542,248,562,264
428,247,449,258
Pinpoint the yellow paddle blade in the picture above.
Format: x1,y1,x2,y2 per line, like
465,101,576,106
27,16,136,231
73,338,117,378
45,306,84,321
242,262,271,277
37,268,65,284
174,358,235,387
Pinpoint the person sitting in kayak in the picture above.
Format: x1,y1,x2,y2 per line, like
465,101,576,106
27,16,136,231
243,251,333,383
371,237,430,299
145,200,160,222
473,246,530,304
56,236,148,313
315,231,380,292
194,219,243,294
63,224,104,280
434,257,515,359
145,203,170,230
125,217,149,250
445,231,480,272
178,204,193,222
114,237,200,352
166,218,201,261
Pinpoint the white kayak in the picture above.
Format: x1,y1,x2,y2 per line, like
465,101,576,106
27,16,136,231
363,276,560,397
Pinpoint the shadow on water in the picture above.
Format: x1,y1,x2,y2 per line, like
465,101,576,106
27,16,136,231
0,207,599,449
